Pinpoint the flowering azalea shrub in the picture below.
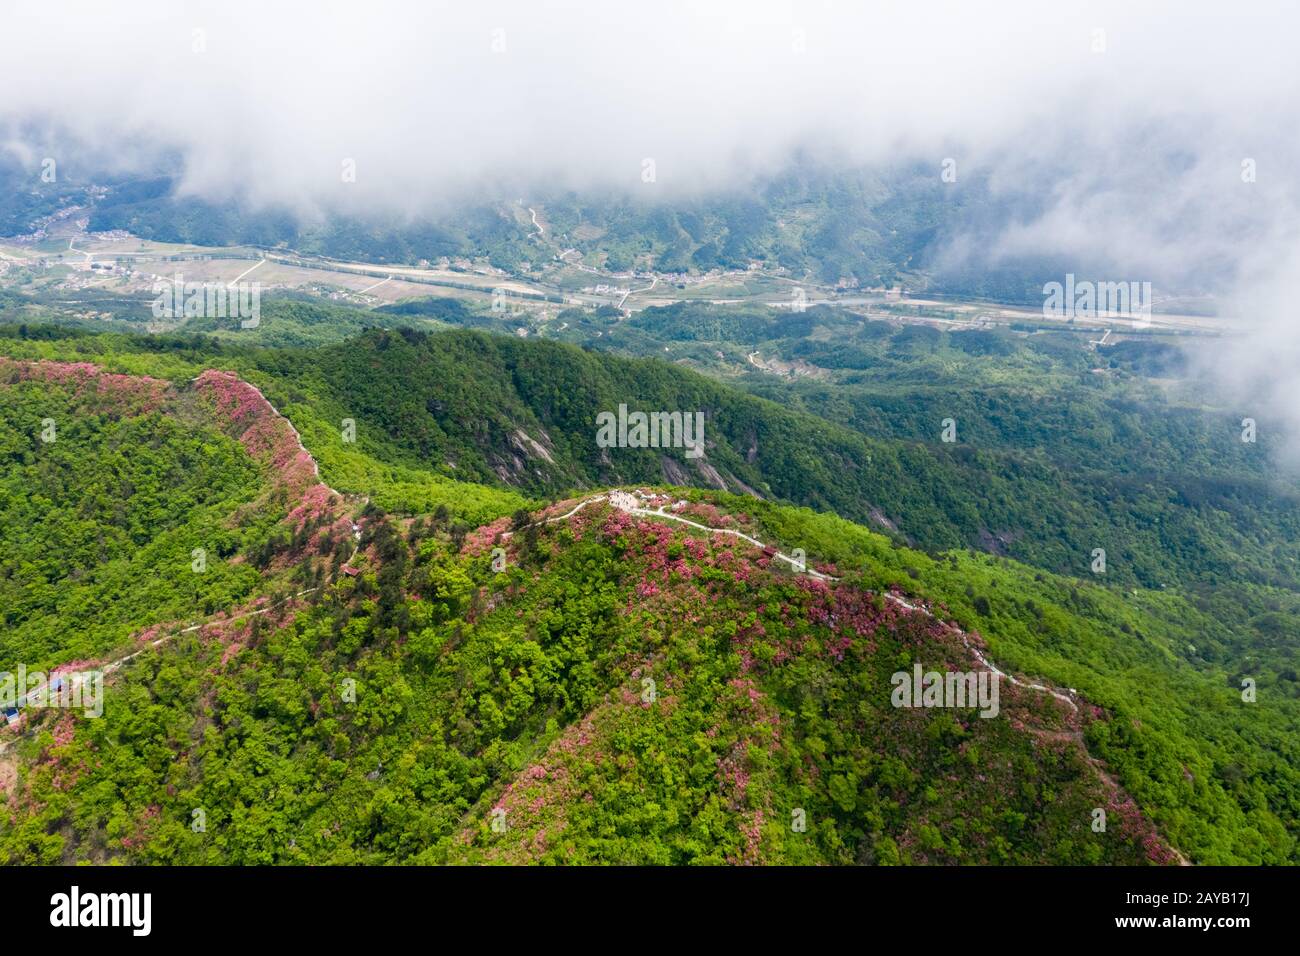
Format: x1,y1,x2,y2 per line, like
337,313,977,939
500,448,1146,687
194,370,331,518
459,516,511,557
1,491,1179,866
447,499,1173,865
0,365,271,678
3,328,1292,867
0,358,170,415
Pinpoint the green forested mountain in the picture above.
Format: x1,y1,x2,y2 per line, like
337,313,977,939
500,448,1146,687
0,483,1233,865
1,321,1297,867
255,323,1300,594
5,0,1298,899
0,360,265,668
11,314,1299,600
399,299,1296,593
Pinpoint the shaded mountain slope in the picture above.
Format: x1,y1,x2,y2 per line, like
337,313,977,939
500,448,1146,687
253,326,1300,591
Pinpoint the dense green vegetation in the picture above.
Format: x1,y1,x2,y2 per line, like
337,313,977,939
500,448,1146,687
269,321,1300,594
424,300,1293,594
739,495,1300,863
0,367,267,670
2,491,1185,864
3,477,1295,864
0,324,533,525
176,295,442,348
7,312,1297,598
2,319,1297,866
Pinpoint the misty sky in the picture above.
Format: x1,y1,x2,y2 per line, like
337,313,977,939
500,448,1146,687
2,1,1295,206
2,0,1299,441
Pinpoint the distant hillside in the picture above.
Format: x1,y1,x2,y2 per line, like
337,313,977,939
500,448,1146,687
66,161,1116,297
244,326,1300,594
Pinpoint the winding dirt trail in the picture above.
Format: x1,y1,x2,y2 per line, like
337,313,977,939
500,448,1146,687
0,373,1191,863
2,369,358,757
0,586,324,757
515,491,1069,699
222,375,347,499
492,487,1191,864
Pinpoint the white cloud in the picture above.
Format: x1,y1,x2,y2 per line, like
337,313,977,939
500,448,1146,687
0,0,1293,208
3,0,1300,449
